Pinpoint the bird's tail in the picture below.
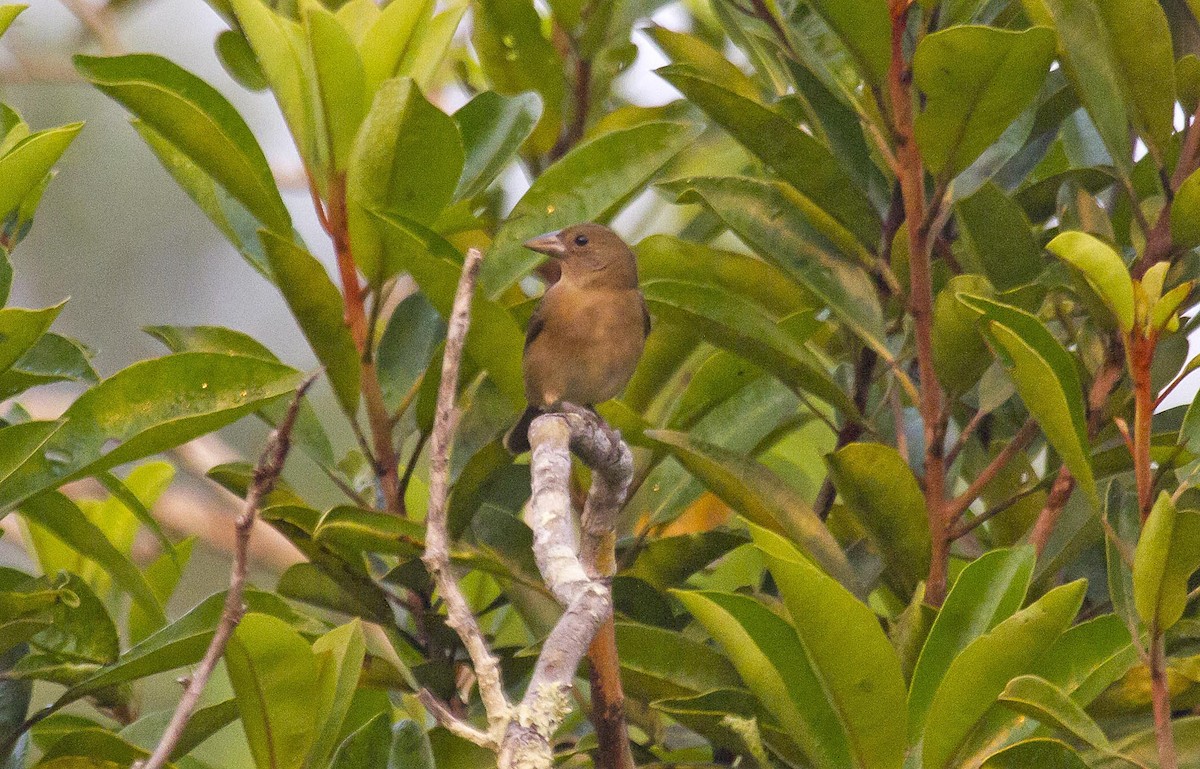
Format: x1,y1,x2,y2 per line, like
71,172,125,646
503,405,542,455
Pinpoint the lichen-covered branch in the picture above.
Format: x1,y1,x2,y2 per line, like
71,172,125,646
420,248,634,768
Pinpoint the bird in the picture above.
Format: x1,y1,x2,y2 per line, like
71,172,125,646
502,222,650,454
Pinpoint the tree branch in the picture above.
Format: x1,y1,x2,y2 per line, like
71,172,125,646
944,419,1038,522
135,373,317,769
417,247,635,767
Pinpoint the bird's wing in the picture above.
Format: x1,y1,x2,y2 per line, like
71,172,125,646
641,294,651,338
525,302,546,350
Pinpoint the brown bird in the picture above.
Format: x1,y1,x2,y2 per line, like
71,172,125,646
503,223,650,454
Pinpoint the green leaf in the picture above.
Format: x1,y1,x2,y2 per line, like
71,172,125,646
76,54,289,233
674,590,854,769
1019,0,1133,169
472,0,564,154
980,739,1088,769
0,5,25,38
921,580,1086,769
659,176,889,360
308,620,367,769
306,6,365,171
646,430,859,595
0,332,99,401
120,698,238,761
0,420,61,490
312,506,424,556
392,0,466,91
0,124,83,220
908,547,1036,742
1044,231,1134,333
657,65,878,251
914,26,1055,178
15,573,118,668
614,622,743,702
482,121,701,296
804,0,890,86
998,675,1113,752
226,613,321,769
375,292,444,413
932,275,995,394
645,25,759,99
1171,167,1200,248
0,303,63,376
0,352,302,512
358,0,431,93
389,720,434,769
216,29,268,91
754,529,908,769
369,212,525,406
128,537,193,647
347,78,464,281
330,713,390,769
1133,492,1200,630
20,491,165,626
955,182,1043,291
642,280,857,417
229,0,320,170
260,232,360,416
452,91,542,200
958,295,1094,497
826,443,930,598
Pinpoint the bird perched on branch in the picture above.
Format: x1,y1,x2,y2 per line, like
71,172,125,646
503,223,650,454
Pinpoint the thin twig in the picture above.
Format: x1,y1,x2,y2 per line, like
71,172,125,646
136,373,318,769
420,247,510,743
945,419,1038,522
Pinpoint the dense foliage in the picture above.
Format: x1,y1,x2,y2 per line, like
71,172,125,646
5,0,1200,766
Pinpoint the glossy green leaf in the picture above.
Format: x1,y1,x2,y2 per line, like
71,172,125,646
645,25,759,99
914,26,1055,178
0,332,99,401
375,292,444,413
20,491,164,626
312,505,424,556
309,620,367,769
921,580,1086,769
998,675,1113,752
805,0,890,86
1171,167,1200,248
1133,492,1200,630
955,182,1043,291
647,430,859,595
1095,0,1176,161
659,176,889,360
658,65,878,252
642,280,856,416
452,90,542,200
0,5,24,38
0,353,302,512
370,212,525,405
389,720,434,769
330,712,390,769
908,546,1035,741
215,29,268,91
261,232,360,416
1020,0,1132,169
76,54,289,233
0,124,82,220
0,303,63,377
826,443,930,598
472,0,563,154
120,698,238,761
358,0,430,93
347,78,464,281
959,295,1094,497
932,275,995,394
980,739,1088,769
1044,231,1134,333
128,537,193,647
392,0,466,91
621,528,749,589
277,562,392,623
306,6,365,171
754,529,908,769
675,590,853,769
226,613,320,769
0,420,62,489
229,0,319,169
482,121,700,296
613,621,743,701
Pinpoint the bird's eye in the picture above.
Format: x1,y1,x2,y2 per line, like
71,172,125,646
574,234,589,246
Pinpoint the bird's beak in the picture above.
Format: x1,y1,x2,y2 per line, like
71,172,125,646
523,231,567,258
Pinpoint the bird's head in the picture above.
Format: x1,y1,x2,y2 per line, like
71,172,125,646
523,223,639,288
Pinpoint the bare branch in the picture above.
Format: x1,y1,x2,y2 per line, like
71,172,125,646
136,372,318,769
